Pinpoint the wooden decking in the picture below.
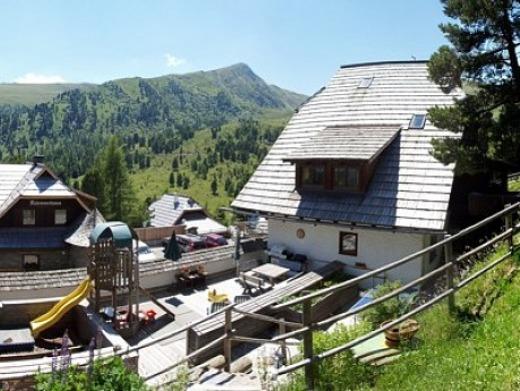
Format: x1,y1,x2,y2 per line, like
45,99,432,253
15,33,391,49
187,261,343,362
193,261,342,335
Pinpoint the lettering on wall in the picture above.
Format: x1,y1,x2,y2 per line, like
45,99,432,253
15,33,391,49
30,200,62,206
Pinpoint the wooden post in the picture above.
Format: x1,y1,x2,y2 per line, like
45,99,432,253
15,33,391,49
504,205,513,252
443,234,455,314
302,299,315,390
279,318,287,365
224,307,232,372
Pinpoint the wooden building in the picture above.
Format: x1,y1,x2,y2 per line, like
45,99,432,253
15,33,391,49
0,158,101,271
232,61,465,284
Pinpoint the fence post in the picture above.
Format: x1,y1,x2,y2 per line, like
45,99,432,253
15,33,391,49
279,318,287,365
224,307,232,372
443,234,455,314
302,298,315,390
504,205,513,252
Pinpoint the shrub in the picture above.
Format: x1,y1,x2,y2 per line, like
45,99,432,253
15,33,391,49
278,322,376,390
361,281,414,327
35,356,147,391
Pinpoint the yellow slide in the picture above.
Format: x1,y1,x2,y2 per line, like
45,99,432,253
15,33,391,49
31,277,92,337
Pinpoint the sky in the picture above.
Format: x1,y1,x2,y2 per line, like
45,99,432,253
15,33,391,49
0,1,450,95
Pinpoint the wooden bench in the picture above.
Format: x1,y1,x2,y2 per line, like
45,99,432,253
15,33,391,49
238,272,270,294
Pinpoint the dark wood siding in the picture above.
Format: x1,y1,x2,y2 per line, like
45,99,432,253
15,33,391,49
0,199,85,227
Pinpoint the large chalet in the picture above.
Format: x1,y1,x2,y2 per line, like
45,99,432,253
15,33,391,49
232,61,464,283
0,158,100,271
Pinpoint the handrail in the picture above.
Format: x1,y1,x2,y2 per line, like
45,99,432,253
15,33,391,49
274,205,518,385
277,249,513,375
274,202,519,310
1,203,518,387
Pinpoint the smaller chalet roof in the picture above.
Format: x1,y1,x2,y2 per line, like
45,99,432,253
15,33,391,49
65,211,105,248
0,162,93,220
284,125,400,162
149,194,227,235
149,194,202,227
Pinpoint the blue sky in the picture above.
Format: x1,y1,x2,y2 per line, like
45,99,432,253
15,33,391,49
0,1,449,95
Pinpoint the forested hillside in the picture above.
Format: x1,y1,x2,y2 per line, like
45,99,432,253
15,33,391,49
0,63,305,180
0,63,305,224
131,113,290,222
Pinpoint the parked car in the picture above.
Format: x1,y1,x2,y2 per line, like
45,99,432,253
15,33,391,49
204,233,228,248
175,234,207,253
134,240,157,262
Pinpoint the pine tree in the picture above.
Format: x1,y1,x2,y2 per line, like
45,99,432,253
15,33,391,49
211,175,218,195
176,172,183,188
169,172,175,186
428,0,520,180
171,157,179,171
102,136,134,222
183,175,190,189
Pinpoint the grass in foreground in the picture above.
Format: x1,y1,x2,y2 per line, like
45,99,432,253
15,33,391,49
277,239,520,391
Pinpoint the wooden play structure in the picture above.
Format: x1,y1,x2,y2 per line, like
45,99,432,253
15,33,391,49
88,222,140,337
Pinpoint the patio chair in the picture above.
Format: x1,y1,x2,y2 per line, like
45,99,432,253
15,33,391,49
208,289,229,304
208,301,227,314
196,265,208,285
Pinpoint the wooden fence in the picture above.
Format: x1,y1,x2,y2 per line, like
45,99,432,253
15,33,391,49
133,225,185,244
1,203,519,389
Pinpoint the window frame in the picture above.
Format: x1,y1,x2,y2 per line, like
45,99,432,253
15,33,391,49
358,76,374,89
339,231,358,256
300,163,326,189
22,209,36,226
23,254,40,270
409,114,426,129
333,165,360,192
54,208,67,225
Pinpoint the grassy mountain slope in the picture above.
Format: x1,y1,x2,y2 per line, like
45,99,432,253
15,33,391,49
0,64,305,180
0,83,95,106
130,111,290,222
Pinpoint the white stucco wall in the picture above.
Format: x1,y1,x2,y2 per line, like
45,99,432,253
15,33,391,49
268,219,431,286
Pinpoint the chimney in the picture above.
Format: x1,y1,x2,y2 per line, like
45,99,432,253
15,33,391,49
32,154,45,165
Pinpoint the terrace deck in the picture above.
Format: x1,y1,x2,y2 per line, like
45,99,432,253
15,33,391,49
187,261,343,362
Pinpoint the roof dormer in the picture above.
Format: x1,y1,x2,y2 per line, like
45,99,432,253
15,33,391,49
283,124,400,193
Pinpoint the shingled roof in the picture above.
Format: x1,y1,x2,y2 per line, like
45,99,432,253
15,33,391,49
0,163,91,220
284,125,400,161
232,61,463,232
149,194,227,234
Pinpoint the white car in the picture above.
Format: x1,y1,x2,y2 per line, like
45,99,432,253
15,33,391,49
134,240,157,263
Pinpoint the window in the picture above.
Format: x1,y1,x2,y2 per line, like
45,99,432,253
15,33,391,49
334,166,359,190
358,77,374,88
409,114,426,129
302,165,325,187
55,209,67,225
23,254,39,270
339,232,358,256
23,209,35,225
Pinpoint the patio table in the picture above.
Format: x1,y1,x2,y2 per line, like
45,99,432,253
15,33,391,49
251,263,290,284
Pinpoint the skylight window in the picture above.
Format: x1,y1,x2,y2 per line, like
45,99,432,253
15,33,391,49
409,114,426,129
358,77,374,89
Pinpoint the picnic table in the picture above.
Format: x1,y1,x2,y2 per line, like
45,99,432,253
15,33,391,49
251,263,290,284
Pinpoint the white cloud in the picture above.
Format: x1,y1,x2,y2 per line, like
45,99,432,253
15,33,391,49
14,73,66,84
165,53,186,68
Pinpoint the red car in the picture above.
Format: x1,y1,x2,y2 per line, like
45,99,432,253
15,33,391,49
204,233,228,248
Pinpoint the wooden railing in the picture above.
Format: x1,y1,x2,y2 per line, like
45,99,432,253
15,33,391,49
1,203,519,388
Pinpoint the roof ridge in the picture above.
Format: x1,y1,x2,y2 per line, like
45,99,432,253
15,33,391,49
0,165,38,214
340,60,428,69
